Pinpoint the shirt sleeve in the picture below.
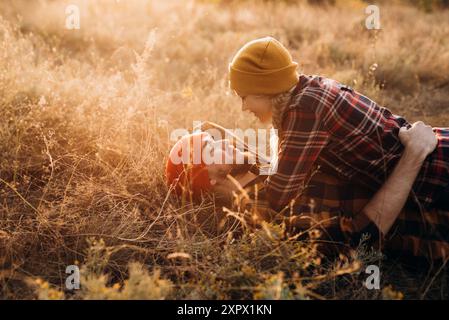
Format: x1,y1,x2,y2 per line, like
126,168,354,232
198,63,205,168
285,174,385,256
266,105,330,212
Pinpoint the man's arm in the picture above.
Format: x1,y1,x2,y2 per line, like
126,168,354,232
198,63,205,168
266,107,329,212
361,121,438,235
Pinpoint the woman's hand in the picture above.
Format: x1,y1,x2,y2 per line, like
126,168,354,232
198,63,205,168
399,121,438,160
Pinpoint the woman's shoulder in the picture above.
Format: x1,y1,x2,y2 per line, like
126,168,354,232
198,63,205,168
286,74,341,113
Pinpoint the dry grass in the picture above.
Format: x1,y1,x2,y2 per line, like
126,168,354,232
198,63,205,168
0,0,448,299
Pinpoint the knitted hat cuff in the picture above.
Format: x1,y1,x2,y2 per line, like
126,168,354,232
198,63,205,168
229,63,299,96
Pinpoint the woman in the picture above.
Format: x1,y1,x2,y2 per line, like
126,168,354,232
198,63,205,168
228,36,449,232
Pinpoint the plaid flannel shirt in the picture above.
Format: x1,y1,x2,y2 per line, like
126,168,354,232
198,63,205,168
245,173,449,262
266,75,449,212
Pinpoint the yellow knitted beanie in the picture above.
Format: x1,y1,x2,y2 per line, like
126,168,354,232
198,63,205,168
229,36,299,96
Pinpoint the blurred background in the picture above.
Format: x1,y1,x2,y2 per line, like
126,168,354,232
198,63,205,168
0,0,448,299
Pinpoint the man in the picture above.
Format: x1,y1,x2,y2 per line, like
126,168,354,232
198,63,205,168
165,122,449,262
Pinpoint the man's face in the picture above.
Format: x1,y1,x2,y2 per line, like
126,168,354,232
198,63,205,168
238,93,273,123
200,134,250,197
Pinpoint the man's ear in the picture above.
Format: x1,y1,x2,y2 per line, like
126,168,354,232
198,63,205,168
210,179,217,186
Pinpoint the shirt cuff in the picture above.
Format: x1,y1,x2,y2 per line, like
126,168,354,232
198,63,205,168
340,212,386,250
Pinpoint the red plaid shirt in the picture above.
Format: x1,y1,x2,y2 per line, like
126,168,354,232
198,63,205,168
266,75,449,212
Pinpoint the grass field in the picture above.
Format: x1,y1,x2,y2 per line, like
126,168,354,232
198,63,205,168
1,0,449,299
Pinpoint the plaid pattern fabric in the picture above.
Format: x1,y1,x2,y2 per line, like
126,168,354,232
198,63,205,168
245,173,449,261
266,74,449,212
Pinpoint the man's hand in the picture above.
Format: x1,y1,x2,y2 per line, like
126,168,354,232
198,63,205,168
399,121,438,159
362,121,437,235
